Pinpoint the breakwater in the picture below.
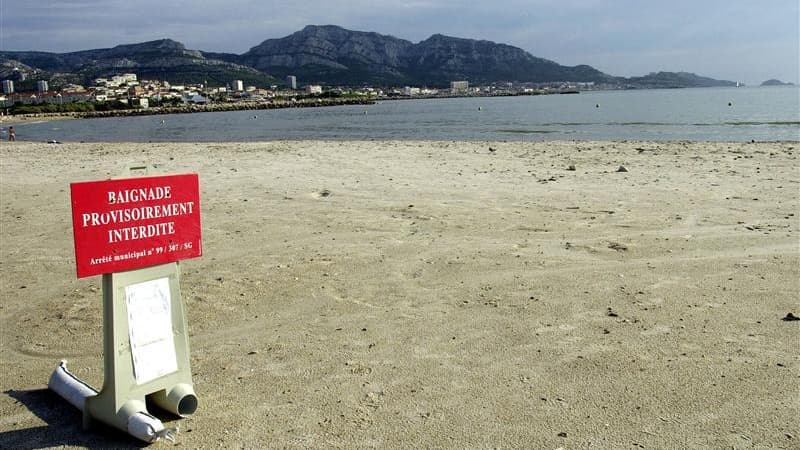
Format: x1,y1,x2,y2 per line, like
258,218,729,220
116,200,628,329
4,97,375,122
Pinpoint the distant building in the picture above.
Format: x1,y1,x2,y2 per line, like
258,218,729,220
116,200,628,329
37,80,49,93
231,80,244,91
128,86,145,97
3,90,94,105
403,86,420,96
305,85,322,94
286,75,297,90
450,81,469,94
131,98,149,109
187,94,209,104
110,73,137,87
58,90,95,103
62,83,86,92
2,80,13,94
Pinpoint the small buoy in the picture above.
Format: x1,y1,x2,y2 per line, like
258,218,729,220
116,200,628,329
478,106,482,111
595,104,600,108
728,102,732,107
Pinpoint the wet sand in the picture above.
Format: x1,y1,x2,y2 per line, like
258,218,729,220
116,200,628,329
1,140,798,448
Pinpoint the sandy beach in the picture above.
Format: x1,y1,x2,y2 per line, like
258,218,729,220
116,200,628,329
1,140,798,449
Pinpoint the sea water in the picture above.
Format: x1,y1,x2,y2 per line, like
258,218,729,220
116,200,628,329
9,86,800,142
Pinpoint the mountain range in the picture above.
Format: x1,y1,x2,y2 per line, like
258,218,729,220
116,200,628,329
0,25,737,89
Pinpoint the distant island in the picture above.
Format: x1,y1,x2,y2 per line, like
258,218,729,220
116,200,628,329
761,79,794,86
1,25,738,90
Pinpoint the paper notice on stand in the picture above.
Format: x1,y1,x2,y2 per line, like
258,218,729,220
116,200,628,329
125,277,178,384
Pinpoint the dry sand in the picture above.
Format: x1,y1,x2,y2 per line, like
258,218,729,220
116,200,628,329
1,140,798,449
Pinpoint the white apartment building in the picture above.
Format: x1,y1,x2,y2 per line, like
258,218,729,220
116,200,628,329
111,73,137,86
450,80,469,93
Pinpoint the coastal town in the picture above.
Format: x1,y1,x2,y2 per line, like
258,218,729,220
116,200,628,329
0,72,594,120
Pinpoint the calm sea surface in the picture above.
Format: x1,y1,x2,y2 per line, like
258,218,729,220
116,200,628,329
9,86,800,142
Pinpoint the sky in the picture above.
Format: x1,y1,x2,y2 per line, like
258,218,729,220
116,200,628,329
1,1,798,86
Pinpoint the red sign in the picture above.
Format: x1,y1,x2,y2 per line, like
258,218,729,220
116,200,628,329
70,173,202,278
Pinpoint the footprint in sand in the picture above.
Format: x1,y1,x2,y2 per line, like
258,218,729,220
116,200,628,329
310,189,331,199
641,325,672,336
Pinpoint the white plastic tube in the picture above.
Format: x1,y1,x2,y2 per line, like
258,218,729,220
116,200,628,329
48,360,97,410
48,360,174,443
127,411,175,443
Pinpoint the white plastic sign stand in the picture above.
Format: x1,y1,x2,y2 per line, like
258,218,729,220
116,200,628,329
83,262,197,434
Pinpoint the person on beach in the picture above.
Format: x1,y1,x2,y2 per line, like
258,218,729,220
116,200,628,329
8,126,15,141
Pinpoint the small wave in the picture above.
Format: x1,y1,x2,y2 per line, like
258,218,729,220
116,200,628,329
544,122,679,126
610,122,675,126
724,121,800,126
495,129,557,134
541,122,597,126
